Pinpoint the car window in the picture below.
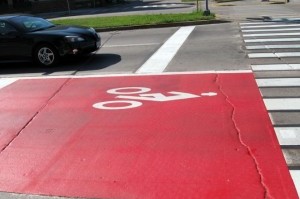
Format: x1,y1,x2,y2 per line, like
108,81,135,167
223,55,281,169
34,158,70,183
10,16,54,32
0,21,17,35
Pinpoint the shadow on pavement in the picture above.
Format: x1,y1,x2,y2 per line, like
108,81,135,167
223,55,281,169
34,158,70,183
0,53,121,76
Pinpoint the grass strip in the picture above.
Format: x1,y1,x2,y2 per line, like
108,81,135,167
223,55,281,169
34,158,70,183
52,11,215,29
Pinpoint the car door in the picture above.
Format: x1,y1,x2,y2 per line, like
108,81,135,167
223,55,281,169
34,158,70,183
0,20,30,60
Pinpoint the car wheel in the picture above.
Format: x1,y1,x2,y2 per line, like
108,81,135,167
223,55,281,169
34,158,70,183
34,44,59,67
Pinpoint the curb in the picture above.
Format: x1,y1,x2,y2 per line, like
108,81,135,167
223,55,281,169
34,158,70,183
94,19,230,32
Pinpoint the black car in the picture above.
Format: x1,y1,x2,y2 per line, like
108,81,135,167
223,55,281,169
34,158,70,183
0,14,101,66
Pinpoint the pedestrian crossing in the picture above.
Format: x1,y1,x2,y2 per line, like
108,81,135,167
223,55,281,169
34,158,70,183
240,19,300,197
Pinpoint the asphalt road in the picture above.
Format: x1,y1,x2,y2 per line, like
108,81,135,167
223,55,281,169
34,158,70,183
0,22,250,77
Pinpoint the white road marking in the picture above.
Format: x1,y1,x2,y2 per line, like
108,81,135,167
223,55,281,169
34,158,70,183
256,78,300,87
240,19,300,26
275,127,300,146
103,43,160,48
136,26,195,74
239,22,277,25
245,38,300,43
248,52,300,58
263,98,300,111
241,24,300,29
0,70,252,80
243,32,300,37
249,53,278,58
290,170,300,197
0,78,17,90
246,45,300,50
252,64,300,71
242,28,300,32
268,113,275,125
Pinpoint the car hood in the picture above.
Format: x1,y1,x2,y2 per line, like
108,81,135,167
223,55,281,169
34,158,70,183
31,25,94,37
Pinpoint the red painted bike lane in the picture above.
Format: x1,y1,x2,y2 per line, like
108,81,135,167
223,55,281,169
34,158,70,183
0,73,297,199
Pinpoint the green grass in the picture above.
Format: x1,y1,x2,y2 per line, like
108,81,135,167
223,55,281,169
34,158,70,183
52,11,215,29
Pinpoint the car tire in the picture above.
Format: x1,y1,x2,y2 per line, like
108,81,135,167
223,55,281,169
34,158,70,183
34,44,59,67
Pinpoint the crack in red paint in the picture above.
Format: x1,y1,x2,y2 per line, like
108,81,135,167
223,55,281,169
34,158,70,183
0,78,71,154
215,74,274,199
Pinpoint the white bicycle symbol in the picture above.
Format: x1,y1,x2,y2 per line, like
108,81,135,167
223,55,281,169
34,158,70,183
93,87,217,110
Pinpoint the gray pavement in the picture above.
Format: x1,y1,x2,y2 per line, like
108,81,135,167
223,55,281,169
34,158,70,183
210,0,300,21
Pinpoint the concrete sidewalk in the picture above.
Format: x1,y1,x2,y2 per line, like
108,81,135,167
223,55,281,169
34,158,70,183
36,0,300,32
37,0,300,22
210,0,300,21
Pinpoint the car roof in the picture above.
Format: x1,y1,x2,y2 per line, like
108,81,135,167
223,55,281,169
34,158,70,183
0,14,33,20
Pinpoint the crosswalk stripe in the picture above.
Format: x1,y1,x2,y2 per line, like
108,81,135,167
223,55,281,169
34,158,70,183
240,19,300,27
249,53,277,58
245,38,300,43
243,32,300,37
290,170,300,197
263,98,300,111
275,127,300,146
251,64,300,71
239,22,278,25
242,28,300,33
0,78,17,89
241,24,300,29
248,52,300,58
136,26,195,74
246,45,300,50
256,78,300,87
241,18,300,196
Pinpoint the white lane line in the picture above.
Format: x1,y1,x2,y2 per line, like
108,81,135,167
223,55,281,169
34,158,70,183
136,26,195,74
290,170,300,197
246,45,300,50
243,32,300,37
256,78,300,87
263,98,300,110
252,64,300,71
241,24,300,29
245,38,300,43
248,52,300,58
0,78,17,90
242,28,300,32
275,127,300,145
103,43,160,48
